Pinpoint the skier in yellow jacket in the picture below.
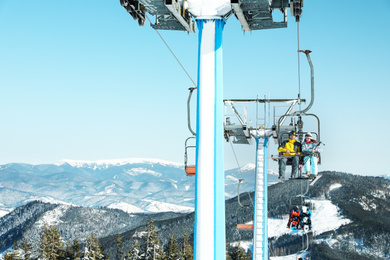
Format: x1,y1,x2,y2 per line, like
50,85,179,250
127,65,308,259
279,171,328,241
277,131,301,182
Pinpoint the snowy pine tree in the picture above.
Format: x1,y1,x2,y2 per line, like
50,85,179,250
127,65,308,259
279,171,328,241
65,237,82,260
39,224,65,260
228,242,250,260
18,237,33,260
83,233,104,260
116,234,123,260
142,217,165,260
179,228,193,260
5,231,34,260
125,239,141,260
3,244,20,260
166,233,179,260
226,246,232,260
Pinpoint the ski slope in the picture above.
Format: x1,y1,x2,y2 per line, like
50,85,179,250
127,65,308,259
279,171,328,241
234,199,352,258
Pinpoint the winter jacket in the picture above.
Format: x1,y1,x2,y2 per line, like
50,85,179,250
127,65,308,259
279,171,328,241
288,210,300,227
278,138,301,156
301,209,312,218
302,141,317,156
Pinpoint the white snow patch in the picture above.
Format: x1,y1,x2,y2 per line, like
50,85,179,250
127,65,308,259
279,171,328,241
329,183,342,191
125,167,161,177
185,185,190,191
95,184,119,196
0,209,10,218
359,196,377,211
143,199,194,213
370,189,389,199
268,199,352,239
229,240,253,253
225,192,235,198
238,199,354,259
311,199,352,234
226,175,239,182
108,202,145,214
36,205,70,227
241,163,256,171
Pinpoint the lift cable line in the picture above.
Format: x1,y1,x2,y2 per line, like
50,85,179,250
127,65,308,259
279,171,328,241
145,14,197,88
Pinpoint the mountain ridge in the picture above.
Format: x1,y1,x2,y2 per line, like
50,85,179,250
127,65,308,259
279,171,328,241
0,159,270,217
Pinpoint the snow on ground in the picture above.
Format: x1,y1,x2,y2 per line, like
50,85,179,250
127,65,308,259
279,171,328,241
230,240,307,260
95,184,119,196
35,204,70,227
125,167,162,177
230,199,351,244
229,240,253,253
108,202,145,213
0,209,9,218
269,199,352,238
226,175,240,182
143,199,194,213
236,199,352,257
241,163,256,171
311,199,352,234
329,183,342,191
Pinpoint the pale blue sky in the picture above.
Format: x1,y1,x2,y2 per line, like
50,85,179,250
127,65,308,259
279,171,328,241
0,1,389,176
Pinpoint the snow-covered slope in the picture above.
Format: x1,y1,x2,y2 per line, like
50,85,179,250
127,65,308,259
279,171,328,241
268,199,351,238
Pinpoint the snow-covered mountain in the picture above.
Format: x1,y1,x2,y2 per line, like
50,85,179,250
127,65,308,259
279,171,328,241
0,158,276,217
1,171,389,259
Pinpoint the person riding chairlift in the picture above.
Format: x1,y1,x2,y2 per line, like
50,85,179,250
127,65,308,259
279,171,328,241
300,204,312,231
277,131,302,182
302,132,318,179
287,206,300,230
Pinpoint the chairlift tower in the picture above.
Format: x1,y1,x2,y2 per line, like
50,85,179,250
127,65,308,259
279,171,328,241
121,1,304,259
225,98,306,260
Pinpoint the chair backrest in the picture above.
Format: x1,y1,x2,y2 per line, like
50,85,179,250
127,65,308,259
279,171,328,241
185,166,196,176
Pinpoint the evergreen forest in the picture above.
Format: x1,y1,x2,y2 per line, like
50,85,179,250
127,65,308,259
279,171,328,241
3,217,250,260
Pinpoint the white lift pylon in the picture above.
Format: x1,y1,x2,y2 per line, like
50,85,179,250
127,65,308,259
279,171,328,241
251,129,272,260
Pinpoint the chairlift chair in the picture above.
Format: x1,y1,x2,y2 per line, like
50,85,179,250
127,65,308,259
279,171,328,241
236,179,254,230
184,136,196,176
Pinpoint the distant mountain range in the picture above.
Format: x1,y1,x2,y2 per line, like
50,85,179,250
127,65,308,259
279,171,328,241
0,158,279,217
1,171,389,259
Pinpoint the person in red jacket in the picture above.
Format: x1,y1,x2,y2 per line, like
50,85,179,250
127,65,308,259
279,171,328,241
287,206,301,230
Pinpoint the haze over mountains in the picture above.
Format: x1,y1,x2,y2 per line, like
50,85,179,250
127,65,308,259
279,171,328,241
0,158,279,217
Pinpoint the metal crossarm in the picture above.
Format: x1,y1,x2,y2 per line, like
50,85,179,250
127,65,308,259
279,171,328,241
231,0,293,31
121,0,194,32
